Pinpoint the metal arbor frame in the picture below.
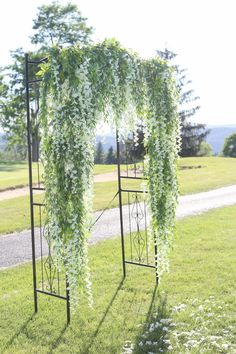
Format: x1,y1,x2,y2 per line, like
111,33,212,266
25,54,70,324
116,131,158,282
25,54,158,324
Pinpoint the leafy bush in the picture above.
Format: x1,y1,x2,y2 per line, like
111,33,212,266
222,132,236,157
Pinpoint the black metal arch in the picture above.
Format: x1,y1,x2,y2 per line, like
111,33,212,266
25,53,158,324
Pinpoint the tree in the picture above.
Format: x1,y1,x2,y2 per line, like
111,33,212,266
31,2,93,51
95,141,104,164
0,49,42,160
0,2,93,159
197,141,213,157
125,125,145,162
106,146,116,164
156,48,209,157
222,133,236,157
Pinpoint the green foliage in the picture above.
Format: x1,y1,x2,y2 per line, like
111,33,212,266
94,141,104,164
0,1,93,156
0,49,27,158
125,125,145,162
222,132,236,157
105,146,116,164
31,1,93,51
40,40,180,305
197,141,213,156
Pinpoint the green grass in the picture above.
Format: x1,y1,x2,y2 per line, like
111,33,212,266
0,179,142,235
0,161,39,191
178,156,236,194
0,161,119,192
0,206,235,353
2,157,236,193
93,164,118,175
0,195,32,235
1,156,236,235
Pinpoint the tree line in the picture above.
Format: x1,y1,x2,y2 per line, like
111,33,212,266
95,142,117,164
0,2,211,160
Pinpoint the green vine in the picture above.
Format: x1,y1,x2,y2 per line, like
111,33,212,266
39,39,180,305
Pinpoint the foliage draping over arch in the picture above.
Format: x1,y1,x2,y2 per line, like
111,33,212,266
39,39,181,305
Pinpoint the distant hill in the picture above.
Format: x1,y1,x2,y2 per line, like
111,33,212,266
96,125,236,155
206,125,236,155
1,126,234,156
96,125,236,156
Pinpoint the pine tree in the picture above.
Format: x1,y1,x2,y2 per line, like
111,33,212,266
125,125,145,162
95,141,104,164
156,48,209,157
106,146,116,164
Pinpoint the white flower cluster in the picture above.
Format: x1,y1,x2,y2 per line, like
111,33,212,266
40,40,180,306
123,296,235,353
144,61,180,278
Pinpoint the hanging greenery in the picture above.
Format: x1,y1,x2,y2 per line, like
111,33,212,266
39,39,180,305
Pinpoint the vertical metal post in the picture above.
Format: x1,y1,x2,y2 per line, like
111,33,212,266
66,277,70,324
116,130,126,278
25,53,38,313
154,244,159,285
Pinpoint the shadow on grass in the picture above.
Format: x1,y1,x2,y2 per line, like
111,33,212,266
48,323,68,354
133,292,172,353
3,310,70,354
83,278,125,353
2,313,36,353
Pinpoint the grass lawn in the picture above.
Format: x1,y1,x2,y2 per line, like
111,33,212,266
1,156,236,235
178,157,236,195
0,206,235,353
1,157,236,193
0,161,39,191
0,161,119,192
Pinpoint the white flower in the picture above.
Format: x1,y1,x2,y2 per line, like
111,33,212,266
222,344,229,350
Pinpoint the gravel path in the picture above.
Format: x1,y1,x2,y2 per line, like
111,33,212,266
1,184,236,268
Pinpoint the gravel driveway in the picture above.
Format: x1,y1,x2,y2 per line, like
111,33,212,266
1,184,236,268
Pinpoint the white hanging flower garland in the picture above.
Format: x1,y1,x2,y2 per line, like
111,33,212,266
39,39,180,306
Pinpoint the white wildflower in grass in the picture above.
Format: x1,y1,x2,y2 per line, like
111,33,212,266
198,305,204,312
132,297,235,354
160,318,172,325
40,40,180,306
172,303,187,312
146,341,153,345
222,343,229,350
122,341,134,354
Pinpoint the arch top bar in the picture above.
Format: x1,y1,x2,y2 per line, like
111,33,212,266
27,57,48,64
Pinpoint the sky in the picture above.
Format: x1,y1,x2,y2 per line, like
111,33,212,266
1,0,236,126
